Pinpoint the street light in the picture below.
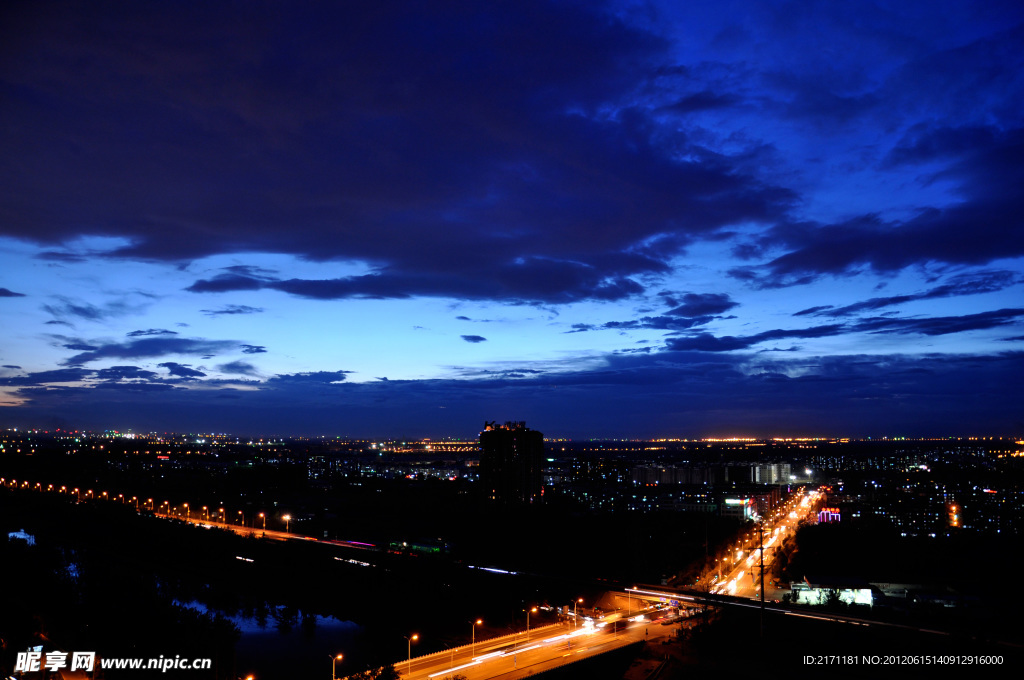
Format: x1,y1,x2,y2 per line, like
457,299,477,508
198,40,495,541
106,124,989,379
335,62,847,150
573,598,583,629
526,607,538,641
330,653,343,680
470,619,482,657
259,512,266,531
284,514,291,533
404,634,418,675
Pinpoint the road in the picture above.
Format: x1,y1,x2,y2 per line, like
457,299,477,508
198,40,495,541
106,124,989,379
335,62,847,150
390,611,675,680
712,488,822,599
168,514,376,551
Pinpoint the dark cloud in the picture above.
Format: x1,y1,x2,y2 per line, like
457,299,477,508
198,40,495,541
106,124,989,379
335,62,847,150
186,274,266,293
216,361,258,376
6,350,1021,437
661,91,739,114
614,346,652,354
222,265,277,277
735,127,1024,287
95,365,159,381
665,307,1024,352
240,345,267,354
3,2,796,305
42,297,144,322
42,299,107,321
798,270,1022,317
0,368,93,386
62,337,238,365
853,308,1024,336
567,315,714,333
793,305,834,317
201,304,265,316
666,293,738,317
127,328,178,337
158,362,207,378
455,316,472,321
62,343,99,351
188,264,651,305
34,251,87,263
2,365,22,369
885,125,998,167
461,335,487,343
0,287,26,297
665,325,845,352
268,371,351,384
91,381,175,392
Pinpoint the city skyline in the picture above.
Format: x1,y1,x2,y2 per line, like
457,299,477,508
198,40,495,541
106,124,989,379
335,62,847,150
1,1,1022,437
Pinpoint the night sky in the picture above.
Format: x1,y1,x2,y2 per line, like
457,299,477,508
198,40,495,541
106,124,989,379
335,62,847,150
1,1,1022,438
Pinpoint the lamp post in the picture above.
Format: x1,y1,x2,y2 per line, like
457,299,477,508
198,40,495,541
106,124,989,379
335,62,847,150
238,510,244,526
259,512,266,532
183,502,189,520
573,598,583,629
330,653,343,680
526,607,537,641
284,514,291,533
404,634,418,675
470,619,482,657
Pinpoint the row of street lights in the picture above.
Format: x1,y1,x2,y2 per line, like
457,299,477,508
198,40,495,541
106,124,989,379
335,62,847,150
5,476,597,679
1,477,291,534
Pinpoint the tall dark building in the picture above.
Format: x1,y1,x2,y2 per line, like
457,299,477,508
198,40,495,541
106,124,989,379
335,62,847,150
479,420,544,504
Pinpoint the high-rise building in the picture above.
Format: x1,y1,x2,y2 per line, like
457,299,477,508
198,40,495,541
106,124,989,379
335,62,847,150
479,420,544,504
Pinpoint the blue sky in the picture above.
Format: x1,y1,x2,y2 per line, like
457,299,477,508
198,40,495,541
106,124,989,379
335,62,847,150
1,0,1022,437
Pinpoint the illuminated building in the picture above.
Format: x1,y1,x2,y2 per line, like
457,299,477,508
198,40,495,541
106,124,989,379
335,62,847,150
818,507,841,523
480,421,544,504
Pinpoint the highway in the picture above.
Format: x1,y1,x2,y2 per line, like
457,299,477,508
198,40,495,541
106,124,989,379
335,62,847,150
385,610,676,680
711,488,822,599
168,514,377,551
